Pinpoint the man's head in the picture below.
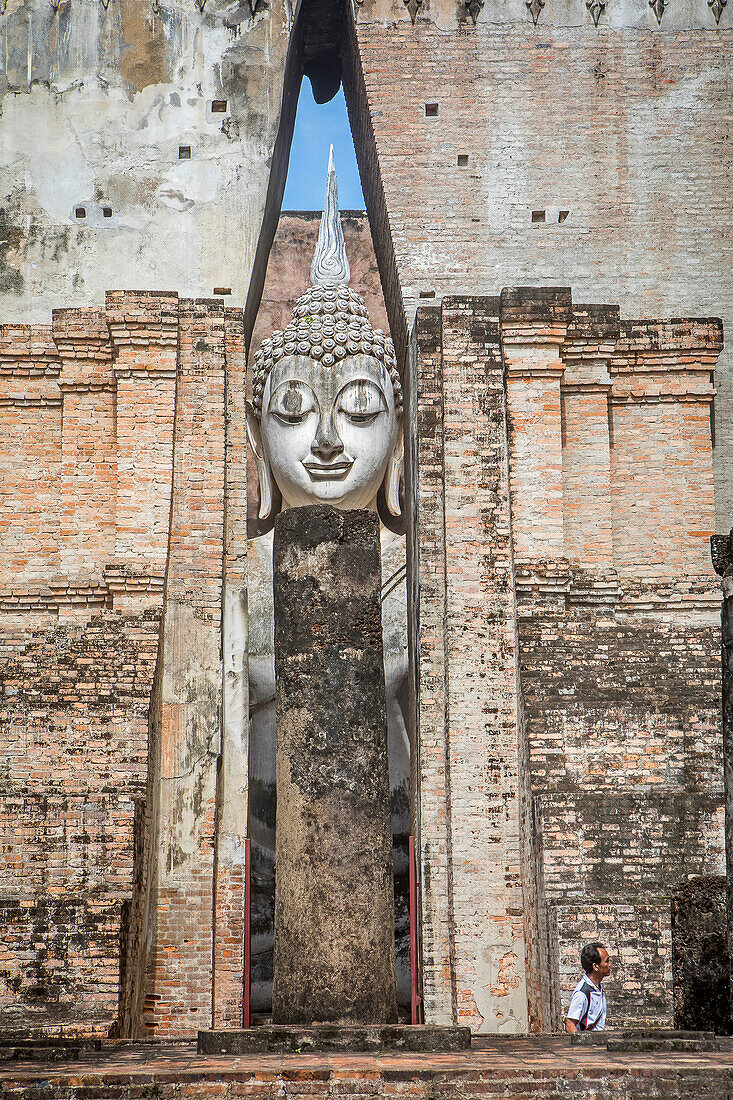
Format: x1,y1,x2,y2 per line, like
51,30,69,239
580,942,611,981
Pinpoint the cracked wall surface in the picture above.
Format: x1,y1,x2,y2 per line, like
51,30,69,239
0,0,292,321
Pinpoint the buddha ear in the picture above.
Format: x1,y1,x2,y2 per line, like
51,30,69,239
245,401,273,520
384,419,404,518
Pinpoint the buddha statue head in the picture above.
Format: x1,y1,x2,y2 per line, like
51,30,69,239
246,148,403,526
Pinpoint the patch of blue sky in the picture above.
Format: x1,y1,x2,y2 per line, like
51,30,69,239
282,82,365,212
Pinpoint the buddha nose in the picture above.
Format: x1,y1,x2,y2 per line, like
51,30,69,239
311,414,344,461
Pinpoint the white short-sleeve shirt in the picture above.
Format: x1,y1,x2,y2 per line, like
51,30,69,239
567,976,607,1031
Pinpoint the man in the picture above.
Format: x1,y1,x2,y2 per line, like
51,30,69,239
565,942,612,1033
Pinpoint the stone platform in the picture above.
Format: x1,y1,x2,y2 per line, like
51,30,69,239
199,1024,471,1054
3,1034,733,1098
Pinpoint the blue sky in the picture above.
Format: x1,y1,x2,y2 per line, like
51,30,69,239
282,82,365,211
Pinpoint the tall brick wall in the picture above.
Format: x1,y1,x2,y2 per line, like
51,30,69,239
0,293,253,1037
0,294,179,1031
0,218,382,1035
123,300,234,1038
410,296,547,1033
410,290,723,1031
0,231,725,1033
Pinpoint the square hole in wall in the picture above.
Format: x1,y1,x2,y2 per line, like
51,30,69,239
531,210,546,223
211,100,227,113
419,289,436,298
558,209,570,223
213,287,232,296
102,206,113,218
424,103,439,117
179,145,191,159
457,154,469,167
75,207,86,218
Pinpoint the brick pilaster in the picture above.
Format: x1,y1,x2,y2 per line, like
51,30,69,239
561,304,619,568
408,305,455,1026
106,292,179,595
413,296,546,1033
53,309,116,596
500,287,571,562
141,299,227,1036
212,308,249,1029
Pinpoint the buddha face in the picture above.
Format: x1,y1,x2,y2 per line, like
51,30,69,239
246,353,403,518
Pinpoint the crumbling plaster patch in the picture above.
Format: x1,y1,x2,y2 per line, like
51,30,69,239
0,0,291,321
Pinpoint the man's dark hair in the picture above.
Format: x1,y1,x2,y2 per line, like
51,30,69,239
580,942,606,974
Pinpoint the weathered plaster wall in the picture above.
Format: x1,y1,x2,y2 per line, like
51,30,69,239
0,0,291,321
348,1,733,528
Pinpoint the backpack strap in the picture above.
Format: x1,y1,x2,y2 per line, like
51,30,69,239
578,981,599,1032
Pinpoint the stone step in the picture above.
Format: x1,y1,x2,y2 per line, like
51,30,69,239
620,1030,717,1041
198,1024,472,1055
607,1038,721,1053
0,1039,102,1061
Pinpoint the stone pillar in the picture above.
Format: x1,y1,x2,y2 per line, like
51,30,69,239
271,505,397,1025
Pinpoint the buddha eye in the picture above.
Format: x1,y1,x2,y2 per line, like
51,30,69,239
337,380,387,424
268,381,316,425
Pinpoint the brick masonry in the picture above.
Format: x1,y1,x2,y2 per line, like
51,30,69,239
0,223,383,1037
0,293,244,1035
409,296,545,1034
0,612,160,1029
410,290,724,1031
0,293,178,1032
0,236,726,1034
